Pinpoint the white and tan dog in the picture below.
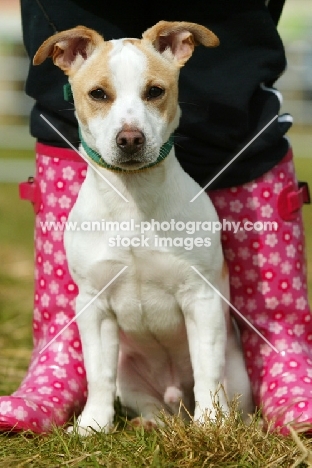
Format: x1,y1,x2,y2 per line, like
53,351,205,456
34,21,253,434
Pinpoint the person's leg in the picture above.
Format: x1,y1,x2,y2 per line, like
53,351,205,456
209,148,312,434
0,144,87,432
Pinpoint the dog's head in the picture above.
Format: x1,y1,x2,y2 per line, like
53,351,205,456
34,22,218,170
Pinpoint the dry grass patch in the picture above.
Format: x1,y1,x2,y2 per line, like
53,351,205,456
1,400,312,467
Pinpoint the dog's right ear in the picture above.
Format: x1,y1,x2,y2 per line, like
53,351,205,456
33,26,103,75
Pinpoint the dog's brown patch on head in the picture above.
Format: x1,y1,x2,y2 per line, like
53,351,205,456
33,26,116,126
71,41,115,125
134,41,180,124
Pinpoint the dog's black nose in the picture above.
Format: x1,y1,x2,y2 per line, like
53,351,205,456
116,128,145,155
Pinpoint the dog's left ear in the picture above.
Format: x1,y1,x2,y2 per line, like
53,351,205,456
142,21,219,67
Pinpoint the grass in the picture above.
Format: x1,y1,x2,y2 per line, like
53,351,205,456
0,149,311,466
0,402,312,468
0,148,33,160
293,154,312,299
0,183,34,396
1,402,312,467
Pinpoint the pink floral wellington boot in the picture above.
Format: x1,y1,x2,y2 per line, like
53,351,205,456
209,148,312,435
0,143,88,432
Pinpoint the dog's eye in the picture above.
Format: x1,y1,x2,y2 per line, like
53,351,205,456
89,88,107,100
147,86,164,100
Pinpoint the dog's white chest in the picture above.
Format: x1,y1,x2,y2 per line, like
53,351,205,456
109,251,188,336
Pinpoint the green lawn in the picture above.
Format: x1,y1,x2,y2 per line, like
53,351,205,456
0,183,34,396
293,155,312,300
0,148,33,160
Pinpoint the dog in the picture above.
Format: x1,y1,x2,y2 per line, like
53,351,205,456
34,21,253,435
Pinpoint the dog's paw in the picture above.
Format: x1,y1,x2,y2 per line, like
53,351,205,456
67,412,114,436
67,425,95,436
194,406,216,424
66,422,112,436
127,417,158,432
193,399,229,424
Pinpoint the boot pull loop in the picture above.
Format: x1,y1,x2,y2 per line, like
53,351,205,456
19,177,42,214
277,181,310,221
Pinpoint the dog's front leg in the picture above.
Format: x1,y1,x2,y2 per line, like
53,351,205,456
183,289,228,422
68,291,119,435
